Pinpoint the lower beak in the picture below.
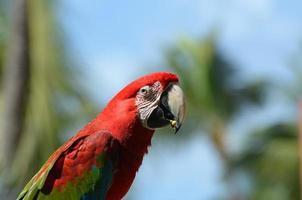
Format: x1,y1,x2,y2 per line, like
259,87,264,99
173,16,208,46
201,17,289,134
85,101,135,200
147,83,186,133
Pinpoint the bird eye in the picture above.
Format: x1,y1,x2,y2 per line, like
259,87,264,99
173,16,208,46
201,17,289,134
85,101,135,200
139,86,151,95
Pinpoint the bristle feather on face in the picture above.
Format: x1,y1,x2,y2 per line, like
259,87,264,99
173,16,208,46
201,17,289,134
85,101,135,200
135,81,163,129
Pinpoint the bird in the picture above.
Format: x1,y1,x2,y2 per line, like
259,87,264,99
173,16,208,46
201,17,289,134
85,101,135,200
17,72,186,200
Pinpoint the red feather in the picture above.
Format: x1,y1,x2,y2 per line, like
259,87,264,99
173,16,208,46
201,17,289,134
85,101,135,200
18,72,179,200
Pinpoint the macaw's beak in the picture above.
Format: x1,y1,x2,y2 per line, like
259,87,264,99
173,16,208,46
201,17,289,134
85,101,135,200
147,83,186,133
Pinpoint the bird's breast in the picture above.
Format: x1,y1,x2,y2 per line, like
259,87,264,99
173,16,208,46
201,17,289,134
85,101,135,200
105,150,145,200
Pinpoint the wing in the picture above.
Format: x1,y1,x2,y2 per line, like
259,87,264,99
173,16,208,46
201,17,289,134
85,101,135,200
17,130,120,200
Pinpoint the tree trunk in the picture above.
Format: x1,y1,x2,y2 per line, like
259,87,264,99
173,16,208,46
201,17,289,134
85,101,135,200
299,100,302,200
209,118,242,200
1,0,30,175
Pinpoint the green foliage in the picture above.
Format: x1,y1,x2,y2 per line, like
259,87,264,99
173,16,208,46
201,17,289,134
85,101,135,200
0,8,7,84
165,34,299,200
1,0,97,188
166,36,264,126
165,34,265,170
234,124,299,200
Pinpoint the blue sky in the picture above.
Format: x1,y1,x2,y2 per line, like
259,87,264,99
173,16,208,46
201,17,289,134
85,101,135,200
56,0,302,102
56,0,302,199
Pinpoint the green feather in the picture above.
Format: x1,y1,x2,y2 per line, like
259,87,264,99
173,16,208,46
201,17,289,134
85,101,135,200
17,131,118,200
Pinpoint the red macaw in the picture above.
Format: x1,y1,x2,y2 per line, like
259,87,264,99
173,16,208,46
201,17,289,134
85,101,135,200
17,72,186,200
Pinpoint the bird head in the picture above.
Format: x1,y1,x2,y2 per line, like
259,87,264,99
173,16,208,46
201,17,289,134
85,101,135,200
109,72,186,134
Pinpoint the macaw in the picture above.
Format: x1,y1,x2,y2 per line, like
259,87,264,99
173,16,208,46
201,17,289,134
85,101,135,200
17,72,186,200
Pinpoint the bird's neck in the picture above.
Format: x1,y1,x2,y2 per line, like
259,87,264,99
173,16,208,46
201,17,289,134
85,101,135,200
88,100,155,200
95,99,155,156
120,121,154,156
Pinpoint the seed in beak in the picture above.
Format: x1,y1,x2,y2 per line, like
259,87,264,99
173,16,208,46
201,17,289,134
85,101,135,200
170,120,177,128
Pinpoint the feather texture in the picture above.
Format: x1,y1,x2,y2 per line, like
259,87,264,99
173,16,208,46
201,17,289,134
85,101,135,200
17,130,120,200
17,72,180,200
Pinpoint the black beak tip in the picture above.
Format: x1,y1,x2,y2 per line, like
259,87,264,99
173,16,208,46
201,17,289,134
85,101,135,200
174,123,181,134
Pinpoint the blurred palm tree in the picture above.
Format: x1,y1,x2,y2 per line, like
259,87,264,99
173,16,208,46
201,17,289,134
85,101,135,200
0,0,97,198
1,0,30,171
230,52,302,200
233,123,299,200
166,35,264,162
165,35,265,199
0,0,8,84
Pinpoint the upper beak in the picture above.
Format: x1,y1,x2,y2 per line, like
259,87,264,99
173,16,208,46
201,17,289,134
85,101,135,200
163,83,186,133
146,83,186,133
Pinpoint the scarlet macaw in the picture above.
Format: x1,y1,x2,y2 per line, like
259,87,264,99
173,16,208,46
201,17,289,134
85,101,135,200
18,72,186,200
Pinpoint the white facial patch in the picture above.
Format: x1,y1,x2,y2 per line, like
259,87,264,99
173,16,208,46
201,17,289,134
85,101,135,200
135,81,162,128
